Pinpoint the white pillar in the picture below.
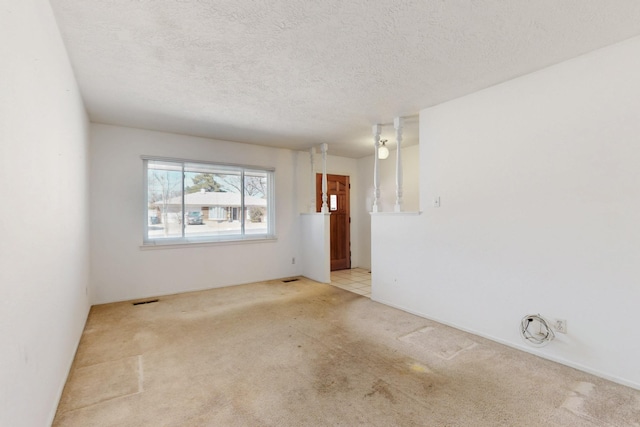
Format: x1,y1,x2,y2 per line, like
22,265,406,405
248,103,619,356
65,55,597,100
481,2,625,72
320,143,328,213
372,124,381,213
394,117,404,212
309,147,316,213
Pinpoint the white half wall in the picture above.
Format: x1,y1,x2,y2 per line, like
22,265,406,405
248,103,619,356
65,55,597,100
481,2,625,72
357,144,420,270
372,35,640,389
90,124,302,304
0,1,91,426
300,213,330,283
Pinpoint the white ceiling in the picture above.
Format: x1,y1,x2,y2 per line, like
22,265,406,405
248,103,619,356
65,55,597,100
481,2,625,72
49,0,640,158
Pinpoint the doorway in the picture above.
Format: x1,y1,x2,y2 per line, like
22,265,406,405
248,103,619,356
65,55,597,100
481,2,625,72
316,174,350,271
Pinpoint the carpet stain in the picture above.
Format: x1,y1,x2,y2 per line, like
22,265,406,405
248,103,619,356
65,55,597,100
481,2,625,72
422,382,435,394
562,381,640,426
315,375,351,394
561,382,597,421
409,362,430,373
365,379,397,404
399,326,478,360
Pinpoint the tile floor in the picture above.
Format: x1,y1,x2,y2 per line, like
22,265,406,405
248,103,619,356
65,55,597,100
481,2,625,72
329,267,371,298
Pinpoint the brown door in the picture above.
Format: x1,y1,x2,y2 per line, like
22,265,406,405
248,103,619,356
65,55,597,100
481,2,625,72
316,174,350,271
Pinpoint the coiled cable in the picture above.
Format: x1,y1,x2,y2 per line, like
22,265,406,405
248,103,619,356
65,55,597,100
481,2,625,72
520,314,555,347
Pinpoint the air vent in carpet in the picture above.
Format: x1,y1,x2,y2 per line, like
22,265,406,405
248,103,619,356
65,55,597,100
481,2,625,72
282,278,299,283
132,299,159,306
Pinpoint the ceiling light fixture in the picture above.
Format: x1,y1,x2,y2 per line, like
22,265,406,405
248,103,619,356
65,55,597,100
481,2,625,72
378,139,389,160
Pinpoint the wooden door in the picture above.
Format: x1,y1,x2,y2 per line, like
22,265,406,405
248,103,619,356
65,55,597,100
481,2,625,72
316,174,350,271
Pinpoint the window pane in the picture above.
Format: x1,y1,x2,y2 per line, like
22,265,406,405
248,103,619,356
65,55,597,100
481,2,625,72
147,161,183,239
330,194,337,211
245,171,268,235
183,169,243,238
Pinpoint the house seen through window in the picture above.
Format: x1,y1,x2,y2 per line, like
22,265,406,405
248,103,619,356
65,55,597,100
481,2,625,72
144,158,275,244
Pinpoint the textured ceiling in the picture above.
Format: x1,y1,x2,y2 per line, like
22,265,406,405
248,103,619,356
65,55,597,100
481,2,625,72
49,0,640,158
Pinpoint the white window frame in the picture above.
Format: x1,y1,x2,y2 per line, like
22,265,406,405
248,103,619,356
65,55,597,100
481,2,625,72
142,156,276,246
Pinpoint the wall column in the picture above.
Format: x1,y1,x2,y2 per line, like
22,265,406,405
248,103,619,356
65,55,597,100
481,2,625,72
394,117,404,212
372,124,381,213
320,143,328,213
309,147,316,212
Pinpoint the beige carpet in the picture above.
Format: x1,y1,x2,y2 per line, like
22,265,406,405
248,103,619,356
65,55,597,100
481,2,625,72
54,277,640,426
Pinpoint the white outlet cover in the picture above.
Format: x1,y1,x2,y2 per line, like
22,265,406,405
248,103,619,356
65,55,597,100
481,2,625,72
554,319,567,334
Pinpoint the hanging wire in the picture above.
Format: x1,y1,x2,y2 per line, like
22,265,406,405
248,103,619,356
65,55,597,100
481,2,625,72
520,314,555,347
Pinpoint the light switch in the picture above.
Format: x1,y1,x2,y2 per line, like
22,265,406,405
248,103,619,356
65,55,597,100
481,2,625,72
433,196,441,208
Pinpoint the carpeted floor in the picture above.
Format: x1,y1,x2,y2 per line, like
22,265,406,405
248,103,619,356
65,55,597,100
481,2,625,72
54,277,640,426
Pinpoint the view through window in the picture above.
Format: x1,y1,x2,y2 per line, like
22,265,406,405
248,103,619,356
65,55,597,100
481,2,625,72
144,159,274,244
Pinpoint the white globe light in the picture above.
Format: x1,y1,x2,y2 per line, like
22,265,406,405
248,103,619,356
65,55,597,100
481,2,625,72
378,142,389,160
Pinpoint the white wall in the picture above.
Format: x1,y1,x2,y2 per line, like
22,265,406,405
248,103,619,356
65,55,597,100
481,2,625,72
357,145,420,270
372,36,640,389
0,1,91,426
91,124,302,304
300,213,331,283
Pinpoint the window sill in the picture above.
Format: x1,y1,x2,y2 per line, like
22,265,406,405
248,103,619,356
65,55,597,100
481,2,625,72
140,236,278,250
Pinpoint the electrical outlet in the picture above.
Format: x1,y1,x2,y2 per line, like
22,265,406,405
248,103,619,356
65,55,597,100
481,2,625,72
554,319,567,334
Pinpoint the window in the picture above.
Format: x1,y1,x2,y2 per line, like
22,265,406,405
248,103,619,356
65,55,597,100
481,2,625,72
144,158,275,245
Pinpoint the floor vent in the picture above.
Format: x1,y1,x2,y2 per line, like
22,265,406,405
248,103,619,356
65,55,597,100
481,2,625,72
282,278,300,283
132,299,159,306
